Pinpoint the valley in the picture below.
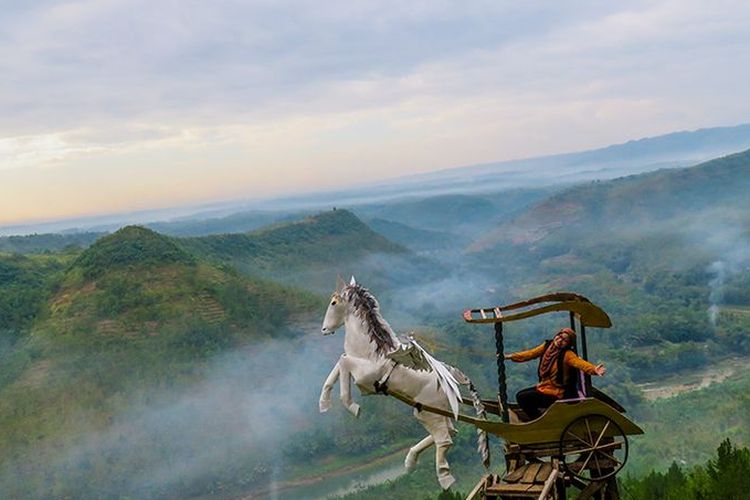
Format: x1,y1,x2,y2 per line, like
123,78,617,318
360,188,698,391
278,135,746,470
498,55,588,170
1,144,749,498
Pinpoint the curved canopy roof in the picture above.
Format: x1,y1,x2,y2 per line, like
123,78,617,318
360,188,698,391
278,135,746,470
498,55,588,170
463,292,612,328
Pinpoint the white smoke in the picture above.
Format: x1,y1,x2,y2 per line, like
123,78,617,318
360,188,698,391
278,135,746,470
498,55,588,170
707,260,727,328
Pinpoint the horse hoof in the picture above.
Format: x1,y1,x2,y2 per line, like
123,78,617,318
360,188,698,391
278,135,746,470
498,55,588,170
438,474,456,490
348,403,361,418
319,399,331,413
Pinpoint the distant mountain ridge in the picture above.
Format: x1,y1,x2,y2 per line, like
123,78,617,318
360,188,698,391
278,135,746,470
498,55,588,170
4,123,750,237
412,122,750,183
472,148,750,252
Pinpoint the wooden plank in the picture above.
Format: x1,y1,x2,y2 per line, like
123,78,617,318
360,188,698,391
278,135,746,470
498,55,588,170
523,442,586,458
487,483,543,494
534,462,553,483
505,465,527,483
521,462,543,484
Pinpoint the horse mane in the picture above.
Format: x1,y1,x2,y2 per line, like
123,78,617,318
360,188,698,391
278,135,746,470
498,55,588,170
343,284,398,355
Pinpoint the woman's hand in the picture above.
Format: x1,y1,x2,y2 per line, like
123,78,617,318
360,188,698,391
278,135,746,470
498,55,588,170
594,363,606,376
503,354,513,360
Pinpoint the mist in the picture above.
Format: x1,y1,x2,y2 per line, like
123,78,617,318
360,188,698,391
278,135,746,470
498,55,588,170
0,330,351,498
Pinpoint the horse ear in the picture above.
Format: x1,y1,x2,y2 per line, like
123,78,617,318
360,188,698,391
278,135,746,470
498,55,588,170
350,275,357,286
336,275,346,292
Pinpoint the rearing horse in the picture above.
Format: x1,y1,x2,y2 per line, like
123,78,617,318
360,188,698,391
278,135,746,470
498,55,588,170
319,278,488,490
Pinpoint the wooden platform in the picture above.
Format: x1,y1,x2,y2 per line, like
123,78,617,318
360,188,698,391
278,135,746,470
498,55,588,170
471,462,557,499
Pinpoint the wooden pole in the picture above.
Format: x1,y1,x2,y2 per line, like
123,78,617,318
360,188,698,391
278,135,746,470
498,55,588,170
553,458,567,500
538,467,558,500
494,321,509,423
580,323,592,393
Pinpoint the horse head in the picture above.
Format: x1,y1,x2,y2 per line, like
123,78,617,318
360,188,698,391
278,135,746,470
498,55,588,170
321,276,351,335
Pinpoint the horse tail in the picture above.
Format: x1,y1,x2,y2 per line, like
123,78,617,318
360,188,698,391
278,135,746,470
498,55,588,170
448,366,490,468
468,381,491,468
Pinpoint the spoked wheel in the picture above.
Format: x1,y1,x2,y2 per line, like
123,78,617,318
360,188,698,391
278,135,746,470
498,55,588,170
559,414,628,482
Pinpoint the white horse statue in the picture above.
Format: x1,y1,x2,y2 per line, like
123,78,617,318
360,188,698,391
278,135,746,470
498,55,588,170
319,277,489,490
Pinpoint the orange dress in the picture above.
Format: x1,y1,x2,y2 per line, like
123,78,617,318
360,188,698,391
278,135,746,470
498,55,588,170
509,343,599,398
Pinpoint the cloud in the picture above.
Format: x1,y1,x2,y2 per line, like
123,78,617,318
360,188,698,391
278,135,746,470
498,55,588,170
2,1,750,224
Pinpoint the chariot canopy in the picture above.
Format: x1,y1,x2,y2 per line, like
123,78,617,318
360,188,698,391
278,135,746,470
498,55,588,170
463,292,612,329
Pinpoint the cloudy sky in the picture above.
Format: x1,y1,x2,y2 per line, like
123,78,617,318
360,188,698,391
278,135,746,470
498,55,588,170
1,0,749,226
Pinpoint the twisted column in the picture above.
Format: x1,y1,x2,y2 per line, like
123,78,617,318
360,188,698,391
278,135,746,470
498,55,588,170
494,321,509,423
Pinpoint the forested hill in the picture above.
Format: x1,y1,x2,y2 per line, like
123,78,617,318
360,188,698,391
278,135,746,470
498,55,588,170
0,225,324,498
184,208,404,262
35,225,319,343
473,147,750,251
181,208,436,292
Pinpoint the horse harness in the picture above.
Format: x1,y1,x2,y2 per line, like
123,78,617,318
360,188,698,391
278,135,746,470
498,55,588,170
373,360,397,395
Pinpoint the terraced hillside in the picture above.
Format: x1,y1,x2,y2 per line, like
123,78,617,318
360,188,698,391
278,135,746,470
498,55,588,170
0,226,322,498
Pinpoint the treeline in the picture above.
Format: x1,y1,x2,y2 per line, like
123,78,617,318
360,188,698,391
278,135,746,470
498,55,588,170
621,439,750,500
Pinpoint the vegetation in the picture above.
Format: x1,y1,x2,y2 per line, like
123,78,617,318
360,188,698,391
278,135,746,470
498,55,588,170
622,439,750,500
73,225,195,278
181,208,447,294
0,253,69,339
184,209,404,264
0,225,325,498
1,148,750,498
0,231,103,254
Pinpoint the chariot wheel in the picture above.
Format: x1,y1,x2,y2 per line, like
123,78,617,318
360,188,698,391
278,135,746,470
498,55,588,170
558,414,628,482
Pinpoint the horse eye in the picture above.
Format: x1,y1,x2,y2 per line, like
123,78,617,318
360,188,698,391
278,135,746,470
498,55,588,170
331,300,337,305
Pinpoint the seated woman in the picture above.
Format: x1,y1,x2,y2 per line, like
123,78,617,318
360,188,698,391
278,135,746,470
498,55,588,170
505,328,606,420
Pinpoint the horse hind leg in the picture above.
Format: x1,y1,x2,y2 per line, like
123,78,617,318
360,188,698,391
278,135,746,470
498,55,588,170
434,438,456,490
405,435,434,470
416,411,457,490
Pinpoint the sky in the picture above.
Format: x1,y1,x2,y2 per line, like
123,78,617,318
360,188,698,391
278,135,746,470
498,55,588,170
1,0,750,226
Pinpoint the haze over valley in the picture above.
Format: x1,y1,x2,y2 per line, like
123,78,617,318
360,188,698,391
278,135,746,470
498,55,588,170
2,132,750,497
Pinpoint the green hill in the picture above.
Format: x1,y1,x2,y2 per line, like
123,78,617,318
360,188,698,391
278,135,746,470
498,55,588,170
0,225,322,498
28,226,318,343
181,209,442,293
73,225,194,278
185,208,404,264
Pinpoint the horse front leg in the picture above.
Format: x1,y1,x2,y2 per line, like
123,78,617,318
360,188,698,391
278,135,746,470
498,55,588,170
405,434,434,470
319,359,340,413
338,354,361,418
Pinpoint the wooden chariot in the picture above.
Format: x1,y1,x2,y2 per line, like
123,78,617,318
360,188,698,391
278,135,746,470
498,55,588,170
388,293,643,500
